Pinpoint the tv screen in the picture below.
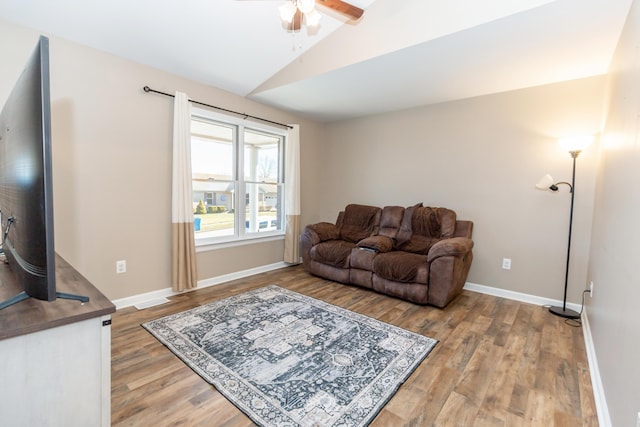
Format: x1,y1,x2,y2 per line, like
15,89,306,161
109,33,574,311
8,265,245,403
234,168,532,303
0,36,56,308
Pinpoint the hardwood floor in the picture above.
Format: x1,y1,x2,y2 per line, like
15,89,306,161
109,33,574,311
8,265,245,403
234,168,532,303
111,266,598,426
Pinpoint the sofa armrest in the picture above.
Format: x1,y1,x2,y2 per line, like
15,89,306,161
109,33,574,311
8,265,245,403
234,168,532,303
303,222,340,245
357,235,394,253
427,237,474,262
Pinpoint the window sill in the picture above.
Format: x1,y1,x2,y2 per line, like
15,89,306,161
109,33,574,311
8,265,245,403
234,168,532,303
195,232,285,252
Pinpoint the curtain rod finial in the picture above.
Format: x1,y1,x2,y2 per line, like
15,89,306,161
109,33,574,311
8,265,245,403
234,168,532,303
143,86,151,93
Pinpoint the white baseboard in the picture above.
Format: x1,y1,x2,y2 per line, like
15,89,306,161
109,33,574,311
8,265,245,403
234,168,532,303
196,262,289,289
581,308,611,427
463,282,582,313
112,262,289,310
112,287,176,311
117,275,582,314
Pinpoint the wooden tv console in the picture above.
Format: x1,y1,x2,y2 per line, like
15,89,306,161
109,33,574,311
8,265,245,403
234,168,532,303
0,254,115,427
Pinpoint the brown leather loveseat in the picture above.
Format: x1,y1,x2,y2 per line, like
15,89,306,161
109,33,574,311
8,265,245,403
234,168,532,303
300,203,474,308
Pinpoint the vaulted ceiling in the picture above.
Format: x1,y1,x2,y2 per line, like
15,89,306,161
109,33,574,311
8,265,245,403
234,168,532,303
0,0,632,122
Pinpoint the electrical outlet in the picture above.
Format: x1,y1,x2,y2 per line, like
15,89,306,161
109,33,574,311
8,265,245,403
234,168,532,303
502,258,511,270
116,260,126,274
636,411,640,427
589,281,594,297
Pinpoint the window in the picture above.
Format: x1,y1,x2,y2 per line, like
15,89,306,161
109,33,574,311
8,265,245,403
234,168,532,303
190,109,285,246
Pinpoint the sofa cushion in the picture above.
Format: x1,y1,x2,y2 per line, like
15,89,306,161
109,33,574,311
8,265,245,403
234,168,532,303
397,236,441,255
397,207,457,254
310,240,356,268
413,207,457,239
395,204,420,245
422,207,456,239
378,205,404,239
373,251,429,284
337,204,381,243
305,222,340,243
357,235,394,252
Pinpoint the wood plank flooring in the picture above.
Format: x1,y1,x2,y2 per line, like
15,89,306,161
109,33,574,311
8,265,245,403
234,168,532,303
111,266,598,426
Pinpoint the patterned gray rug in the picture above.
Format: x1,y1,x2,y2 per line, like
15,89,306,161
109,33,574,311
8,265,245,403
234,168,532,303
142,285,437,427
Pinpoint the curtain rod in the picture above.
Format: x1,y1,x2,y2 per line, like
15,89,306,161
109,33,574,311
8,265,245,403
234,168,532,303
142,86,293,129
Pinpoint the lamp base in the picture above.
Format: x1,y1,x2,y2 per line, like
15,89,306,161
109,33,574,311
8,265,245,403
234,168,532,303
549,306,580,319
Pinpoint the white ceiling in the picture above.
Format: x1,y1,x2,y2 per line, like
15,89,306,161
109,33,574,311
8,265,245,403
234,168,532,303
0,0,633,122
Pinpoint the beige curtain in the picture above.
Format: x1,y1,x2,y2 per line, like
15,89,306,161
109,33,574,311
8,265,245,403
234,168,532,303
284,124,301,264
171,91,198,291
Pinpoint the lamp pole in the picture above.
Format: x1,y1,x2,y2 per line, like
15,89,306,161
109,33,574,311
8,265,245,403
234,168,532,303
549,150,581,319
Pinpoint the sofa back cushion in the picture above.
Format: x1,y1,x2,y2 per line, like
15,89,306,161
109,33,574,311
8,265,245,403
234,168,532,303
414,206,457,238
397,207,457,254
337,204,381,243
378,206,405,239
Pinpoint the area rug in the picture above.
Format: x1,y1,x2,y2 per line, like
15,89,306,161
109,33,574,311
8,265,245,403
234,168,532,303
142,285,437,427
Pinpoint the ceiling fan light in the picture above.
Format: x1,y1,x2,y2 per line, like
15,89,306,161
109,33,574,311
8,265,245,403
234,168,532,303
304,9,322,27
278,1,296,23
297,0,315,14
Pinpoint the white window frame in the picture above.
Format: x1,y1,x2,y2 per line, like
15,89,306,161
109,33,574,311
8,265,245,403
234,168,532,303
191,107,286,250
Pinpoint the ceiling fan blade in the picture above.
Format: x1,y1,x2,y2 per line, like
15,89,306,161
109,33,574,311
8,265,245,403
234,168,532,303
316,0,364,20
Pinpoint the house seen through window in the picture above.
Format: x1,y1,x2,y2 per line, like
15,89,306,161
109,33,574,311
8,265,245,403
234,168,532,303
190,109,285,245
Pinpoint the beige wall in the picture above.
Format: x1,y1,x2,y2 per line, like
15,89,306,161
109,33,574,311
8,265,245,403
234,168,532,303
587,0,640,424
0,18,607,306
321,77,606,303
0,20,325,301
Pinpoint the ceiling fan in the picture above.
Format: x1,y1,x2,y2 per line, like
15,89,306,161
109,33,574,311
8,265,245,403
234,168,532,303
240,0,365,32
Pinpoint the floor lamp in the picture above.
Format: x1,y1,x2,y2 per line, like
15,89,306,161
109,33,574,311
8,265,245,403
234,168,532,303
536,136,592,319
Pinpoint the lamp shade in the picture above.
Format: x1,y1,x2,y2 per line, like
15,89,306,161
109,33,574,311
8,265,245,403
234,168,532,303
536,174,555,190
558,135,593,153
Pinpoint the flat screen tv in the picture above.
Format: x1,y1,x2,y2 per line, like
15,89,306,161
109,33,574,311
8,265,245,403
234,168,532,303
0,36,87,310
